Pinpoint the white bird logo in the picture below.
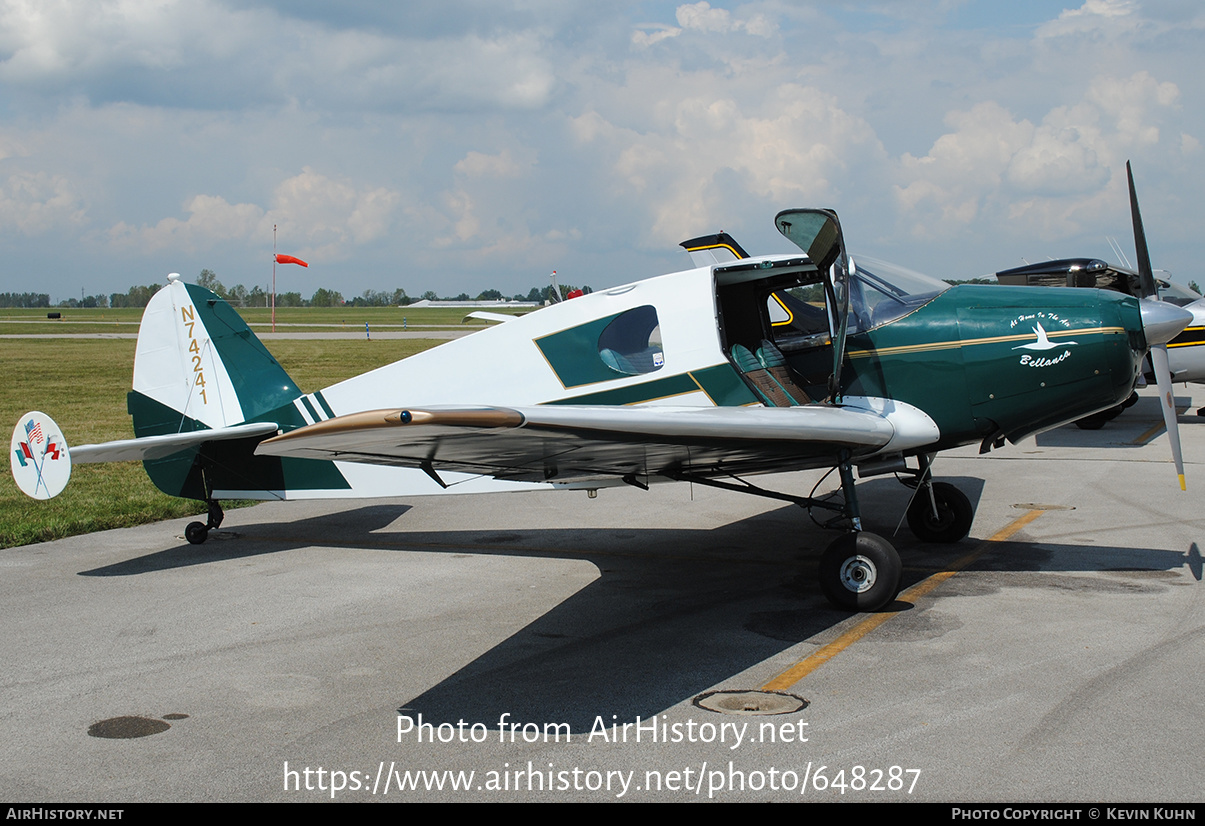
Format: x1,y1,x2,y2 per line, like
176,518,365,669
1013,321,1077,351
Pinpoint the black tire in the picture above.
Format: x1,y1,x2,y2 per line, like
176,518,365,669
1123,392,1139,409
906,481,973,543
185,521,209,545
1076,404,1124,429
1075,412,1109,430
818,532,901,612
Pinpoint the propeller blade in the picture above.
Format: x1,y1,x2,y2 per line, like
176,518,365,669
1127,160,1158,299
1150,345,1186,490
1128,161,1186,490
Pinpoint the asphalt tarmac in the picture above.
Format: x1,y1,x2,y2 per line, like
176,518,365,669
2,388,1202,803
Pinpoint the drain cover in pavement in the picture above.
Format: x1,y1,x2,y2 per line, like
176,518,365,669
693,690,807,716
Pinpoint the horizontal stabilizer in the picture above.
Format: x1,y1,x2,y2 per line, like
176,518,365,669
73,421,280,464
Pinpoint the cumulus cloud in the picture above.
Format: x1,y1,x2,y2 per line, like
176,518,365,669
108,167,399,258
1086,71,1179,147
631,25,681,48
1,2,1203,297
574,81,884,247
108,194,266,253
454,149,526,179
0,170,86,234
675,2,776,37
894,70,1183,240
0,0,556,112
1037,0,1140,38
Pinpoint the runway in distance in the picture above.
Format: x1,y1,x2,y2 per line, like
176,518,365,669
10,164,1192,612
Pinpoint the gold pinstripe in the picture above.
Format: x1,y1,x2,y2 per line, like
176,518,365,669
847,326,1125,359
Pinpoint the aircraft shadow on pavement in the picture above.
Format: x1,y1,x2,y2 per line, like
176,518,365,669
74,479,1197,732
395,532,1197,732
387,476,1192,732
77,504,413,576
1035,395,1197,448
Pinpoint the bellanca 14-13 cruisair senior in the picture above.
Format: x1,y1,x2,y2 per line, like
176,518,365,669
10,164,1192,612
996,258,1205,426
994,169,1205,427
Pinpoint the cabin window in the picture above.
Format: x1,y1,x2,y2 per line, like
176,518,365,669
766,283,830,352
598,305,664,375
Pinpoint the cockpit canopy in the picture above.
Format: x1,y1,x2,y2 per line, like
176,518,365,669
847,256,951,332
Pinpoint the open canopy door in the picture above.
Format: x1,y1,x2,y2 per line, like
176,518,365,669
774,209,851,401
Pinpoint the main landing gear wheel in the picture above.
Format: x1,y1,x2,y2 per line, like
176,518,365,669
818,532,901,612
185,521,208,545
906,481,973,544
1075,404,1124,430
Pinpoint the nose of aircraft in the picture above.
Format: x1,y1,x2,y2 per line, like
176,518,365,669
1139,298,1193,346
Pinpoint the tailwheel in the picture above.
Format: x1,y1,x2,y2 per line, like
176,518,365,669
185,521,209,545
184,499,223,545
906,481,973,543
818,532,901,612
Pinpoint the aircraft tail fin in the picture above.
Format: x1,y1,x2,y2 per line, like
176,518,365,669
680,232,750,267
12,277,358,504
128,274,302,437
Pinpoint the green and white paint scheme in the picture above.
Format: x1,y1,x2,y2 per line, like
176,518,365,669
13,203,1191,612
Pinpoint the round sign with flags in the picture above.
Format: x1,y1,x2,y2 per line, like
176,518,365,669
10,411,71,500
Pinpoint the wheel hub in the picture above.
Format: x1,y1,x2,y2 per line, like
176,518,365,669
924,504,952,529
838,554,877,593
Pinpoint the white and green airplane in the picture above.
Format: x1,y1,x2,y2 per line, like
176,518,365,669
10,169,1192,612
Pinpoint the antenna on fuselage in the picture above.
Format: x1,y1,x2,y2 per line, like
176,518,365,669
1107,236,1133,270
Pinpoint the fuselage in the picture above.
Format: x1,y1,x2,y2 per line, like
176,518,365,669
125,254,1153,502
314,256,1146,453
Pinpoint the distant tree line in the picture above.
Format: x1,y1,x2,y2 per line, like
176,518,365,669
0,292,51,308
417,285,592,303
30,269,595,310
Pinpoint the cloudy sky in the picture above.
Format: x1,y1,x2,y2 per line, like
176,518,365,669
0,0,1201,302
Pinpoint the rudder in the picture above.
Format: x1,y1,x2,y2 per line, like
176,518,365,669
127,275,318,501
129,275,301,437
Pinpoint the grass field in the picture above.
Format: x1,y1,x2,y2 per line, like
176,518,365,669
1,331,445,548
0,304,525,334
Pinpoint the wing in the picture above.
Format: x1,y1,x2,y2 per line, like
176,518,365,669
462,311,520,324
254,402,935,485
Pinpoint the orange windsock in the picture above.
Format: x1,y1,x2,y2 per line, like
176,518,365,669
275,254,309,267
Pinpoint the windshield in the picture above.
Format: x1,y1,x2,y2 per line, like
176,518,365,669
848,255,951,331
1157,279,1203,307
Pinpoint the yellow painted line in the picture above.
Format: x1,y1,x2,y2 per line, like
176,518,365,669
1133,421,1168,446
1129,404,1190,446
760,509,1046,691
